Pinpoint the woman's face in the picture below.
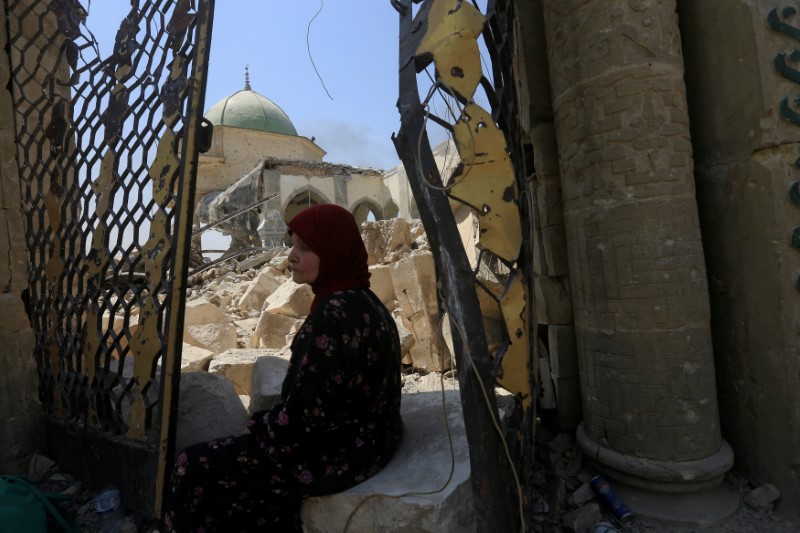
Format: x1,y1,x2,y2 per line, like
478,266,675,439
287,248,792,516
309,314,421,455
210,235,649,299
288,232,320,285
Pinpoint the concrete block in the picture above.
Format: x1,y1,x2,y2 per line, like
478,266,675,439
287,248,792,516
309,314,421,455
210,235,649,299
404,313,450,372
561,503,602,532
302,391,475,532
531,226,549,276
361,218,412,265
249,311,301,349
180,343,214,372
237,269,282,312
530,123,560,177
569,482,595,506
265,279,313,318
534,276,573,324
391,252,438,315
184,322,238,355
744,483,780,511
208,348,262,396
542,225,569,277
536,175,565,229
175,372,248,452
184,298,228,325
394,316,415,360
392,252,449,371
368,264,396,306
249,353,290,415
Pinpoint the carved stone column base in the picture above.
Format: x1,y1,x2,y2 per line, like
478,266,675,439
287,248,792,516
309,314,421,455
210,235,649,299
577,424,734,493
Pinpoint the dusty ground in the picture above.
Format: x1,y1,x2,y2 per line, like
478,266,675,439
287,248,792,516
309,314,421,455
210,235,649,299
28,371,800,532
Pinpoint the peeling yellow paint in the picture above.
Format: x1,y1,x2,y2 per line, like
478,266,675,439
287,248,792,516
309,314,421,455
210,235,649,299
451,103,521,262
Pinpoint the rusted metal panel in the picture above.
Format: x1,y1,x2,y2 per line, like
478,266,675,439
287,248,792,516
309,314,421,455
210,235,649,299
395,0,530,529
450,102,522,262
417,0,484,101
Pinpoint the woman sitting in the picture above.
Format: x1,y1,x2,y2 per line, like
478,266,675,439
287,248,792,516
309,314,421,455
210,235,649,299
165,204,403,532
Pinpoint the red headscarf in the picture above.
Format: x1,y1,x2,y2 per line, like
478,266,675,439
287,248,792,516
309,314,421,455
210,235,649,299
287,204,371,311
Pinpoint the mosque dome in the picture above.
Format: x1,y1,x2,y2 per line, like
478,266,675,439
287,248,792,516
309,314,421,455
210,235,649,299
205,68,298,136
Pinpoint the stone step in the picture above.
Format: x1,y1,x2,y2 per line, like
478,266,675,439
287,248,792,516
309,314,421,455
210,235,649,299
301,390,475,533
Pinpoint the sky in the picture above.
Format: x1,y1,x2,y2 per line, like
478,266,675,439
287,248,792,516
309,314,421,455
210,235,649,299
86,0,408,170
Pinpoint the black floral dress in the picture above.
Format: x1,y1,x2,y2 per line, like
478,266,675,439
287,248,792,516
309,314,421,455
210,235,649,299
165,289,403,532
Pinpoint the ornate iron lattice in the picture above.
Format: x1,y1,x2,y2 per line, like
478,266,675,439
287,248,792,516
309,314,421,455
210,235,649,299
4,0,214,516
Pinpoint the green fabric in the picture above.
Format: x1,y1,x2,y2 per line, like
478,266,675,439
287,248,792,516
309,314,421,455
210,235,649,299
0,476,78,533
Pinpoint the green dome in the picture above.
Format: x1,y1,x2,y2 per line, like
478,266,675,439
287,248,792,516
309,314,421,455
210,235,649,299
205,78,297,136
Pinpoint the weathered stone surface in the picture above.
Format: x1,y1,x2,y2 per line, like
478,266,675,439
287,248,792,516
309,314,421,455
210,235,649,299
237,269,283,313
533,276,573,325
539,225,568,277
184,298,228,325
391,252,438,314
569,482,595,507
361,218,412,265
548,325,578,378
208,349,263,396
175,372,248,451
561,503,602,532
744,483,781,511
391,252,449,371
249,311,301,349
180,343,214,372
184,322,238,355
394,317,415,360
368,264,396,307
265,280,313,318
553,375,582,430
249,353,291,414
0,291,30,332
301,391,474,532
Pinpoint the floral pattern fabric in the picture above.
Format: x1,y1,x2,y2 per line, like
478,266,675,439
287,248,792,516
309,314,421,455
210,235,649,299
165,289,403,532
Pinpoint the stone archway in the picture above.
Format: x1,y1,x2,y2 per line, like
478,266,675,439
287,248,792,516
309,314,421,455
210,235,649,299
351,198,385,225
282,188,331,241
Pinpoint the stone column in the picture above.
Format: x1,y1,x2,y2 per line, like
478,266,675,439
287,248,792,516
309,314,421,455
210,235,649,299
540,0,731,492
678,1,800,519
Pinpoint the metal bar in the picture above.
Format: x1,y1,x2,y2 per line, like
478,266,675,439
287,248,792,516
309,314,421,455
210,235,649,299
189,246,279,276
192,193,278,236
157,0,216,518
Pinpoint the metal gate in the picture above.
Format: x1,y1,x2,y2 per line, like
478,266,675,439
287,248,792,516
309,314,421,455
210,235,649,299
3,0,214,517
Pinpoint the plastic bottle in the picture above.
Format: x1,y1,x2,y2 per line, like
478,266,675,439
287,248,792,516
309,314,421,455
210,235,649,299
93,486,126,533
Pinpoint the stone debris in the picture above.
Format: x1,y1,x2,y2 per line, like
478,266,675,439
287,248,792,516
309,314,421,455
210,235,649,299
561,502,603,532
744,483,781,511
